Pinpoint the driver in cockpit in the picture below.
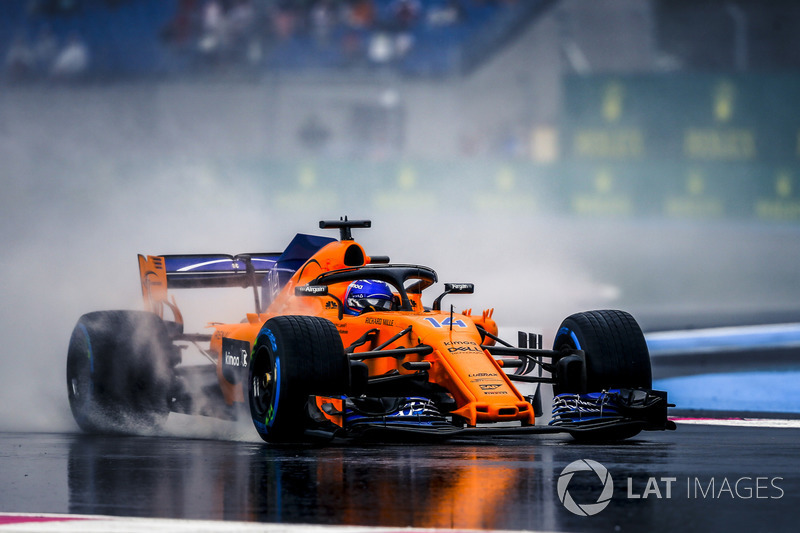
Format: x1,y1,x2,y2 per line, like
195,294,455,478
343,280,395,315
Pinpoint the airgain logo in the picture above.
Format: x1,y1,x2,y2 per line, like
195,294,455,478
557,459,614,516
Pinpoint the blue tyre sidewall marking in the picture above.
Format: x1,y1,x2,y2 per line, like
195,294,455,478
263,328,277,351
556,327,582,350
72,323,95,426
255,327,280,433
78,323,94,374
268,355,281,430
77,323,95,403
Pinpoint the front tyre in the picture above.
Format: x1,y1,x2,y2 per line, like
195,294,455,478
553,309,652,394
248,315,349,443
552,310,653,441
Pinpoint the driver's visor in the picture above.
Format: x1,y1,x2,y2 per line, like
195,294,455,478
350,297,393,311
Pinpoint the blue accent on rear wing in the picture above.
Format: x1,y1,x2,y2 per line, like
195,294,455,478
159,233,336,290
261,233,337,305
163,254,281,288
274,233,337,271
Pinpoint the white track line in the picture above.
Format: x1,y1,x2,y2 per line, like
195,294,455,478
671,417,800,428
0,514,552,533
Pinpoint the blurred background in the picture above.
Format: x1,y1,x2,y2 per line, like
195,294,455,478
2,0,800,430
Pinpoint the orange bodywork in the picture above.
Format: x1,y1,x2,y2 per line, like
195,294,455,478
139,237,535,427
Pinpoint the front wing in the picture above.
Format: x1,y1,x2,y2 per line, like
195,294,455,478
306,389,675,442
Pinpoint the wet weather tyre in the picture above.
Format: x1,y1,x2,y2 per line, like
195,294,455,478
553,309,652,394
66,311,178,434
248,315,349,443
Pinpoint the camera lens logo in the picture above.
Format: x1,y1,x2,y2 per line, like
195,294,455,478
557,459,614,516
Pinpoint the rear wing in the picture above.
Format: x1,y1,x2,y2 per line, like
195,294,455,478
138,233,336,317
143,254,281,289
138,253,280,317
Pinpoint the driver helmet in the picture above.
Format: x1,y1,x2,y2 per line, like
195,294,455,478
344,279,394,316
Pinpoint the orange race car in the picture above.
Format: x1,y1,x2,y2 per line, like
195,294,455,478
66,218,674,442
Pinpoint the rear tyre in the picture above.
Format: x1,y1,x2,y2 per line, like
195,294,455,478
66,311,178,434
248,315,349,443
553,309,652,394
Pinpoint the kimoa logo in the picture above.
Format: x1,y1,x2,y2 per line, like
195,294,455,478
557,459,614,516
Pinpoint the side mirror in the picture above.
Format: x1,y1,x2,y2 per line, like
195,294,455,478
432,283,474,311
444,283,474,294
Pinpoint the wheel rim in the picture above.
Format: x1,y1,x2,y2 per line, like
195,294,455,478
67,339,100,429
251,346,277,423
67,336,92,412
69,377,82,401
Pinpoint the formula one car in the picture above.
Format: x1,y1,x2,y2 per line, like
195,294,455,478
67,218,674,442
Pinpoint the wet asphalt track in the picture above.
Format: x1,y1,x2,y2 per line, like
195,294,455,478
4,314,800,532
1,423,799,533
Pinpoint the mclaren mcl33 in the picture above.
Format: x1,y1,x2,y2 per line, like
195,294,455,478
67,218,674,442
